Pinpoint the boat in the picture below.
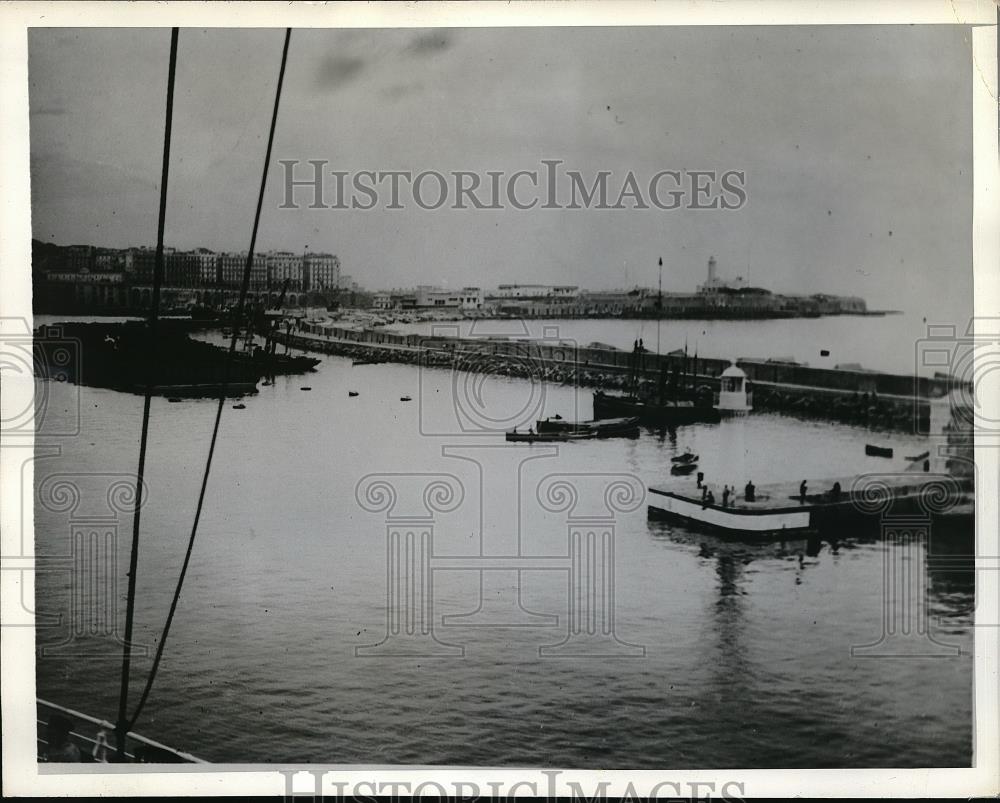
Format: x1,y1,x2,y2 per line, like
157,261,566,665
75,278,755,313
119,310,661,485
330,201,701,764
300,386,312,391
400,395,412,402
865,444,894,458
505,430,595,443
905,450,930,461
648,472,973,539
670,462,699,475
348,391,359,397
593,391,721,426
232,403,246,410
671,451,698,464
535,416,639,438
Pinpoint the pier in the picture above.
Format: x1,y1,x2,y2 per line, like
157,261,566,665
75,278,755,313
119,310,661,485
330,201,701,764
273,321,964,431
648,472,973,538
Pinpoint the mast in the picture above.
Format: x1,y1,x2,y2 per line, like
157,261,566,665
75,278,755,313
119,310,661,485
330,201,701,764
117,26,178,761
656,257,662,356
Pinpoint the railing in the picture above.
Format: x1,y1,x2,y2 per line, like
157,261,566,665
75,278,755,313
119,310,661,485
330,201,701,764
36,698,206,763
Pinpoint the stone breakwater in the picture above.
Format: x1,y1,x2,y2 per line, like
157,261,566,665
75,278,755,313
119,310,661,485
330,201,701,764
274,324,957,433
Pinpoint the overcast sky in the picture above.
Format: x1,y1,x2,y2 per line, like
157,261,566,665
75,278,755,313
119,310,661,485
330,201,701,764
29,25,972,316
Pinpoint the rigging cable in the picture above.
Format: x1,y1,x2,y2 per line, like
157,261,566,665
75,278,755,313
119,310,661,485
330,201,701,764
125,27,292,734
116,26,179,761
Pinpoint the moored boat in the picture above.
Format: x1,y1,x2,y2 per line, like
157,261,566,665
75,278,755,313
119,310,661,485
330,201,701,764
648,473,973,539
505,430,595,443
594,391,721,425
865,444,894,458
536,415,640,438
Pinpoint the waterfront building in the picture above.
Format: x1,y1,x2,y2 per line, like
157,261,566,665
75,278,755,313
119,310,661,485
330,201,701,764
265,251,303,291
193,247,220,286
219,252,268,289
304,252,340,291
164,250,199,287
64,244,96,273
494,283,580,299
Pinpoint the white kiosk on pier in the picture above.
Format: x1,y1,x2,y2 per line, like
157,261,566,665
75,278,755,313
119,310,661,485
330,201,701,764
715,361,752,416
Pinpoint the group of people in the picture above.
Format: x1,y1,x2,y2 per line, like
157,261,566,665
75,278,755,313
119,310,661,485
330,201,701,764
698,476,756,509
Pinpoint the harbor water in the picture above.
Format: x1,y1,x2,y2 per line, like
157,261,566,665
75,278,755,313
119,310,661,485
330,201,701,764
33,331,973,767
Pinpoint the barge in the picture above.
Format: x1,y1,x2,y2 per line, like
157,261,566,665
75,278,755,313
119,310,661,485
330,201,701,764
648,473,973,539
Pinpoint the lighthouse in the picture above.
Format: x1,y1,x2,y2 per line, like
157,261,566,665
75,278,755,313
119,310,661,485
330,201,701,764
707,255,717,285
715,361,752,416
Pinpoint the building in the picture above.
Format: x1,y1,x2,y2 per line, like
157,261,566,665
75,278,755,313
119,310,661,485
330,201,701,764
494,283,580,299
123,247,158,282
697,256,747,294
266,251,303,291
164,250,199,287
304,252,340,291
219,252,267,289
193,248,219,286
64,245,96,273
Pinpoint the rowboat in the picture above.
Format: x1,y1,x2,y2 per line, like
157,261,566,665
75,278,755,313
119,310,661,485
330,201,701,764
505,430,595,443
536,416,639,438
865,444,894,458
671,451,698,464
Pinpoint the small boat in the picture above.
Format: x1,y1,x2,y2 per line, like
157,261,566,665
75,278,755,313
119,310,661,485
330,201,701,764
671,452,699,464
905,450,930,461
536,416,639,438
506,430,595,443
232,403,246,410
301,386,312,391
348,391,359,397
400,396,412,402
670,462,699,475
865,444,894,458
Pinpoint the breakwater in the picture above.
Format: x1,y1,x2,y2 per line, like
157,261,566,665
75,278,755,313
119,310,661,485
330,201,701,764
276,322,963,431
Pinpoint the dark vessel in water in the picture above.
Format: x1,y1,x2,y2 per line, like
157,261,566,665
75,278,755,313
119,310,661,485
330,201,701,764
593,390,721,425
536,415,640,439
34,321,318,398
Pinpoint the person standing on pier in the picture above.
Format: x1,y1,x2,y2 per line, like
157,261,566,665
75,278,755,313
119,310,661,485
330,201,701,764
799,479,808,502
697,471,704,489
722,486,730,507
745,480,755,502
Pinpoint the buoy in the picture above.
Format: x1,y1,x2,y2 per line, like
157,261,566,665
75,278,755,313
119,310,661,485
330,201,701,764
301,387,312,391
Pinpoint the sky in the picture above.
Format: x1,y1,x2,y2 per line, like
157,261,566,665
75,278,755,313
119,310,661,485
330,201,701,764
28,25,973,317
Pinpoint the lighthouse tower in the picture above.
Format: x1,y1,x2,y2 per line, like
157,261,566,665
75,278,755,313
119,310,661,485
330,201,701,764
707,255,718,285
715,361,752,416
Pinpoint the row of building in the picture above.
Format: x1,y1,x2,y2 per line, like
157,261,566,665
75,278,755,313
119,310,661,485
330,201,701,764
36,243,353,293
370,258,867,318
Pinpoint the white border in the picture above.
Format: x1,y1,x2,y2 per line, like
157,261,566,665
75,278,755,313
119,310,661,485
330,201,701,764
2,1,997,798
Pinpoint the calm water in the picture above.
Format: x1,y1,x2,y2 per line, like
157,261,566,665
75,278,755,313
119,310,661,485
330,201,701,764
33,335,973,766
389,310,943,377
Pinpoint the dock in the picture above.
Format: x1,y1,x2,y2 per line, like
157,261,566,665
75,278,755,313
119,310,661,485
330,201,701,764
648,472,973,538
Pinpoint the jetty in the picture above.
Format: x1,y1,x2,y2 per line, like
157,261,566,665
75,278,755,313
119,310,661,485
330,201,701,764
273,321,965,431
648,473,973,538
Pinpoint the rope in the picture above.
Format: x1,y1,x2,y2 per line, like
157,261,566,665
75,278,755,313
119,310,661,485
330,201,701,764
115,27,179,761
125,27,292,734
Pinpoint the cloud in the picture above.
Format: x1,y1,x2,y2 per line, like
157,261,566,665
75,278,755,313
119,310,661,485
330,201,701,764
315,55,365,90
408,29,452,56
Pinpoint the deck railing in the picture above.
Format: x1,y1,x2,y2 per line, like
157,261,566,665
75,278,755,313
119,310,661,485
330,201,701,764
36,698,205,763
